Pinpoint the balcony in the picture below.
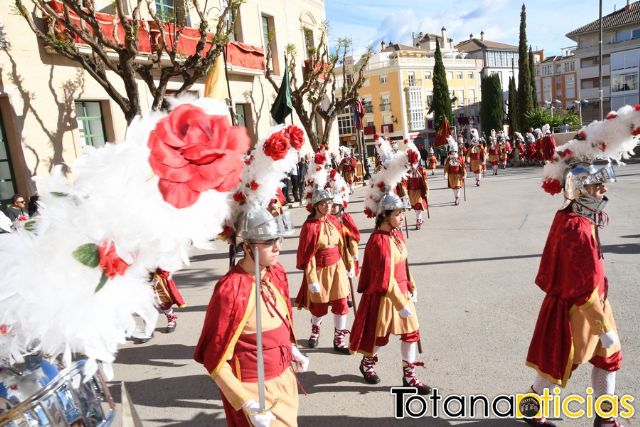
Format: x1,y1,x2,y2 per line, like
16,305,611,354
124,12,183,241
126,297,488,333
364,104,374,113
379,103,391,111
580,64,611,79
363,125,376,135
381,124,394,134
403,79,423,87
581,87,611,99
45,0,264,72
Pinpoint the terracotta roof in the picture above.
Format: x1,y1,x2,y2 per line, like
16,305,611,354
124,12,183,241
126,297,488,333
540,55,560,64
566,1,640,38
455,38,518,52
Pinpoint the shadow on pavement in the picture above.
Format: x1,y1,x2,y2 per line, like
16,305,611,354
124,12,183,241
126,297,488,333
173,268,220,288
409,253,541,267
116,343,195,366
109,374,220,410
602,243,640,255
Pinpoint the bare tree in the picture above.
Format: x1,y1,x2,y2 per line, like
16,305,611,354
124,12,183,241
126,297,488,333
14,0,241,124
265,23,371,152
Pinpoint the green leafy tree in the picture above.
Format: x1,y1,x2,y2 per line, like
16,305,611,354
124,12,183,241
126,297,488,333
480,73,503,137
517,4,533,130
508,75,519,134
529,46,538,108
428,39,452,131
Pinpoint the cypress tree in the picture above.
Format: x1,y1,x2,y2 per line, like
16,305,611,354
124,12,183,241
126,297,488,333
508,75,519,134
529,46,538,108
517,3,532,130
430,39,452,131
480,73,504,136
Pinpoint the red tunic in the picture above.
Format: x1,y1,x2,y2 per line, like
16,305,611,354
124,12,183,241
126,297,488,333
540,135,557,161
526,208,608,385
349,229,397,355
294,215,345,308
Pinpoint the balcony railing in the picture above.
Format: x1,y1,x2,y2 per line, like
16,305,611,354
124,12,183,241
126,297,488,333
363,125,376,135
403,79,423,87
379,103,391,111
364,104,374,113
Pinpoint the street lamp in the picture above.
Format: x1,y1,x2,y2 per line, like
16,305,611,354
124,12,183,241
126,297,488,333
544,99,562,120
574,99,589,127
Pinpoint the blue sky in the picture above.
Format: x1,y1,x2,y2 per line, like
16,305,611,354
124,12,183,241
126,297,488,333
326,0,621,57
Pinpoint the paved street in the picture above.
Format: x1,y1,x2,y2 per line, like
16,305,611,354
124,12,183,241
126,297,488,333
111,163,640,426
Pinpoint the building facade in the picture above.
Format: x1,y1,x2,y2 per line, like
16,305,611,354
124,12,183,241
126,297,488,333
0,0,331,205
336,33,483,157
566,0,640,122
534,48,579,112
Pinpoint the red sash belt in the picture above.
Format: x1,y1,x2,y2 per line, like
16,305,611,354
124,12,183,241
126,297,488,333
470,152,481,160
394,261,410,294
233,323,292,382
407,177,423,191
448,165,460,174
315,246,340,267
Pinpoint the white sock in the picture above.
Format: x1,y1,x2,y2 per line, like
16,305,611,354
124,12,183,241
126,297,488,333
373,346,380,356
416,211,423,222
312,315,323,326
493,165,498,173
333,313,347,330
453,189,459,198
592,367,616,397
532,375,554,394
401,341,417,363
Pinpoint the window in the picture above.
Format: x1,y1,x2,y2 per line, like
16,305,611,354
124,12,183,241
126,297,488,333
235,103,248,128
424,71,432,79
468,72,474,79
614,29,631,43
380,95,390,111
303,27,314,61
226,7,241,42
447,71,453,80
337,114,354,135
155,0,189,25
427,91,433,106
379,75,388,84
555,64,562,74
0,113,16,204
456,71,463,79
75,101,107,148
468,89,475,103
565,75,576,99
262,14,279,74
364,100,373,113
458,89,464,105
612,72,638,92
407,71,415,86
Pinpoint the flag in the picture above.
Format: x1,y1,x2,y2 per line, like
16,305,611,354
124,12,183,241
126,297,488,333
204,52,228,100
353,99,364,130
270,57,292,124
434,116,451,147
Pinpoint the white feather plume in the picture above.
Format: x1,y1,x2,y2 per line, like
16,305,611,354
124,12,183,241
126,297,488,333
0,98,239,372
303,152,329,211
541,104,640,192
328,169,349,205
364,140,409,217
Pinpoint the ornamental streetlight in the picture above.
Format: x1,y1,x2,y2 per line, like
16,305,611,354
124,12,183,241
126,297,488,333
574,99,589,127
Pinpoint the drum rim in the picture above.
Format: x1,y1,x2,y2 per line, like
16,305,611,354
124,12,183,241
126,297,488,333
0,359,114,424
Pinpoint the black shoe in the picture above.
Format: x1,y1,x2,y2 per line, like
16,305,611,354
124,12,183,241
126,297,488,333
333,343,350,354
308,337,318,348
402,377,432,395
359,357,380,384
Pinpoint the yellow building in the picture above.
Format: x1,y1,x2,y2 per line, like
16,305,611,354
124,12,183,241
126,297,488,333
0,0,332,206
337,32,483,157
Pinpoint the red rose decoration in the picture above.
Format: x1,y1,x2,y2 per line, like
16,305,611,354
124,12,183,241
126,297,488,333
264,131,291,160
244,155,254,165
576,131,586,140
147,104,249,209
314,153,326,165
233,191,247,203
305,192,313,199
316,166,322,172
249,181,260,191
605,112,617,120
0,324,8,335
343,201,348,208
306,203,313,212
633,127,640,136
329,169,337,179
634,105,640,111
373,134,380,140
598,142,607,151
541,179,562,195
284,125,305,150
376,182,386,190
407,149,419,165
17,215,27,222
98,242,129,279
364,207,375,218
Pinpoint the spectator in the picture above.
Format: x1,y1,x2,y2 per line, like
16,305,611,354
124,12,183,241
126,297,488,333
297,154,309,202
6,194,29,222
330,152,339,170
289,162,299,202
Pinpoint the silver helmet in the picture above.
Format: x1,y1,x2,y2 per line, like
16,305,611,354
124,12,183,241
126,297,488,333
311,186,333,205
563,161,615,222
332,192,344,205
235,204,293,242
378,193,410,213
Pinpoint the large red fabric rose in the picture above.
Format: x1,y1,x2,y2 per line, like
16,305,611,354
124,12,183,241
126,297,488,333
314,153,326,165
148,104,250,209
98,242,129,279
263,131,290,160
284,125,305,150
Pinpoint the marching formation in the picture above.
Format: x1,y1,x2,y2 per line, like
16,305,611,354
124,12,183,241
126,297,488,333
0,98,637,427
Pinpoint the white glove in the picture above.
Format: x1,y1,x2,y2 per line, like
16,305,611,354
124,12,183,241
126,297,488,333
398,305,413,318
411,288,418,303
291,345,309,372
599,330,619,349
243,400,276,427
354,254,359,262
308,282,320,293
347,268,356,279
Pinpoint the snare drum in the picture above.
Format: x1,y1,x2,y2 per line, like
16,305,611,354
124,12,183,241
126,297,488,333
0,359,115,426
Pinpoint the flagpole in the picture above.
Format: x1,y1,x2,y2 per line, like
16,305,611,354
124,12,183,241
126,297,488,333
222,44,238,126
253,245,266,411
